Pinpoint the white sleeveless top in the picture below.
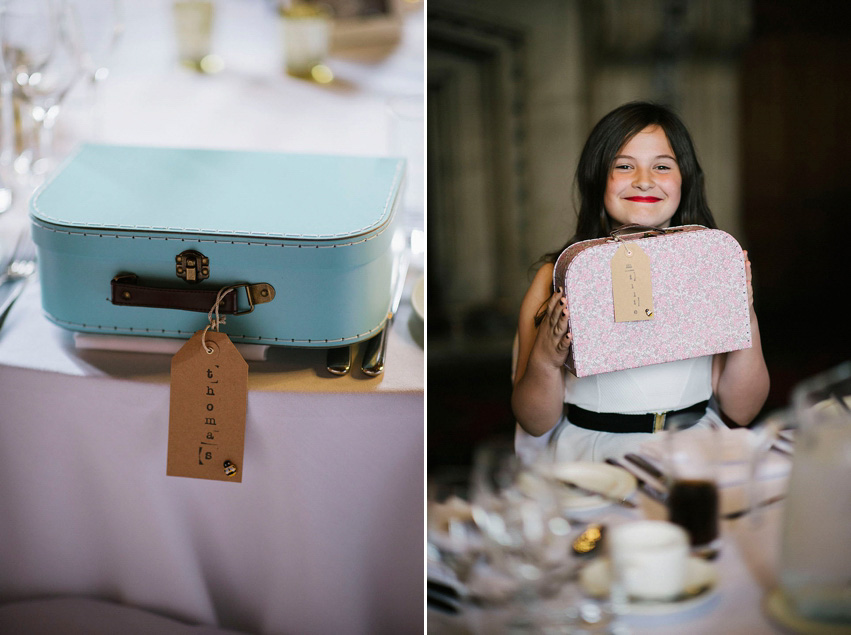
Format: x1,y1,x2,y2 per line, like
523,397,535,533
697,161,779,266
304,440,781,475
564,356,713,414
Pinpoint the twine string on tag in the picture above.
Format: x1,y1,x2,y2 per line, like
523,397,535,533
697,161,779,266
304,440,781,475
201,286,236,354
612,233,633,256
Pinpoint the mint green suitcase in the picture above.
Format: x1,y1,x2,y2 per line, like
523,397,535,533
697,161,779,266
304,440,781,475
30,144,404,346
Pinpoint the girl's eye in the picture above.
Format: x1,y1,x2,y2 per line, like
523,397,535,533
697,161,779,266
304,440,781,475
655,165,671,171
614,164,632,170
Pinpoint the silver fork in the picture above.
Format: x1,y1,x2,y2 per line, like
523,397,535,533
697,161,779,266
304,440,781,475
0,229,37,330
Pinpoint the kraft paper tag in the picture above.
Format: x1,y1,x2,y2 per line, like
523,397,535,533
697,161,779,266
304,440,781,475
611,243,654,322
167,330,248,483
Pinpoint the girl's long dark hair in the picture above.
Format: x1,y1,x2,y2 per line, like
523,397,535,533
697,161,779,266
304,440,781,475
544,101,717,263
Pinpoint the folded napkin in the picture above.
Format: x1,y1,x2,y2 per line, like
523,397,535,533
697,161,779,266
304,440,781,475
74,333,269,361
639,427,791,487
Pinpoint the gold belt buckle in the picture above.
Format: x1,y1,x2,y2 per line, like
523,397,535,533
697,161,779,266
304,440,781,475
653,412,666,433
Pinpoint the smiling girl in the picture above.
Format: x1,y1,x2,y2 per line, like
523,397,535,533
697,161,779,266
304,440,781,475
512,101,769,462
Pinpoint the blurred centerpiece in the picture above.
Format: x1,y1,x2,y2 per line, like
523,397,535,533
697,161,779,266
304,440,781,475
278,1,332,83
172,0,222,74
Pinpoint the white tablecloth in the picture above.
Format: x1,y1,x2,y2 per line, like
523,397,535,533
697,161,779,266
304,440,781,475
0,3,424,633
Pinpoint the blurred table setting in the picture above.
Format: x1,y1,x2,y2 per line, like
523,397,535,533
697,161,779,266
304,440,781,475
0,1,424,633
428,364,851,634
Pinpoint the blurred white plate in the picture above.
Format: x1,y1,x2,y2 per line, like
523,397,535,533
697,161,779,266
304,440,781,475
580,556,718,616
411,275,424,320
546,462,636,511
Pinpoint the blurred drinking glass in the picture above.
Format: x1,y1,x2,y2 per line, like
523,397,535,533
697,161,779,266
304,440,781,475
777,362,851,624
68,0,124,138
386,94,424,232
663,415,721,559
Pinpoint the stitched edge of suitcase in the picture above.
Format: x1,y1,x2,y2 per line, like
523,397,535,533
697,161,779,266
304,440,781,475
30,147,405,241
43,314,388,345
32,220,393,248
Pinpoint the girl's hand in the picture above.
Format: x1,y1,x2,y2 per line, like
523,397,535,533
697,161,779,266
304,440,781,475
513,272,573,436
531,287,573,367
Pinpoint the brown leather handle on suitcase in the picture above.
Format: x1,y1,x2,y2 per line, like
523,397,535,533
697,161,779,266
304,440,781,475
610,224,668,238
111,273,275,315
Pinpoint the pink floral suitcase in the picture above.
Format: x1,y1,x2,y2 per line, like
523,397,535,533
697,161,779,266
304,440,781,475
553,225,752,377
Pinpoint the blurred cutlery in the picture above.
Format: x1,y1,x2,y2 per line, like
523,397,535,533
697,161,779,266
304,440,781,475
326,345,352,375
0,229,37,330
427,578,461,600
778,429,796,444
624,453,666,481
723,494,786,520
558,478,636,508
605,457,667,502
361,241,409,377
427,589,461,615
770,442,793,458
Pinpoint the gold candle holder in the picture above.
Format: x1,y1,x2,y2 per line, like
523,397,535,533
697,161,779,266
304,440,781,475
172,0,222,73
280,2,333,83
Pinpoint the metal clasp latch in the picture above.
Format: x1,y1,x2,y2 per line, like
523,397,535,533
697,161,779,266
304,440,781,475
653,412,666,433
176,250,209,283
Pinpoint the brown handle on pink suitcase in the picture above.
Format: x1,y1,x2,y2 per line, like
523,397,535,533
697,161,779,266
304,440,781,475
111,274,275,315
609,224,668,238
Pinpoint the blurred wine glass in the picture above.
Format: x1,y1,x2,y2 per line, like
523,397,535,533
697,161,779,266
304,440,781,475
427,466,481,586
0,0,52,177
0,0,85,179
469,438,574,631
67,0,124,138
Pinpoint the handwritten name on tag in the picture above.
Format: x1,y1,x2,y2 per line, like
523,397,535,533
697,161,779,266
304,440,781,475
167,330,248,483
611,243,655,323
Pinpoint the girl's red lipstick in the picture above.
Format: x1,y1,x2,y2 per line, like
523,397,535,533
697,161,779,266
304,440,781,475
625,196,662,202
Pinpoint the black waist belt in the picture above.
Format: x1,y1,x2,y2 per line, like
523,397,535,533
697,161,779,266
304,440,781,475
565,400,710,434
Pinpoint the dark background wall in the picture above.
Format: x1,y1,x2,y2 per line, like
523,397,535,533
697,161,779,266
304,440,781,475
739,0,851,409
